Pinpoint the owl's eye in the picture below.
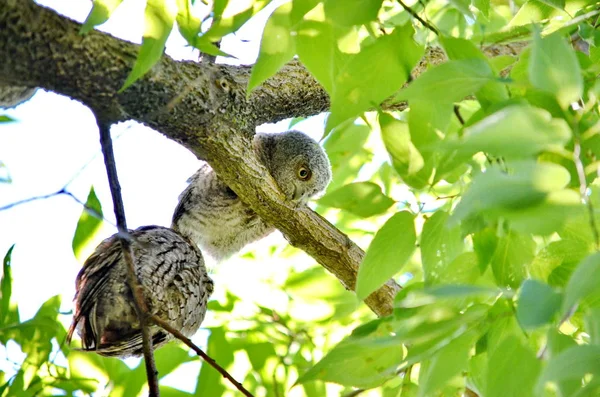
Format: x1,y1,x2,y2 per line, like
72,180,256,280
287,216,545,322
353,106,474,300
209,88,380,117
297,166,311,181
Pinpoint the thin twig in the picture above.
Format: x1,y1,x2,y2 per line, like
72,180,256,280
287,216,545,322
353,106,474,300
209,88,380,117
149,314,255,397
454,104,465,125
574,135,600,251
0,188,115,226
96,115,160,397
398,0,439,35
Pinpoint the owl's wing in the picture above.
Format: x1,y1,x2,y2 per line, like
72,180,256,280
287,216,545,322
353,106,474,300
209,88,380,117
67,236,121,346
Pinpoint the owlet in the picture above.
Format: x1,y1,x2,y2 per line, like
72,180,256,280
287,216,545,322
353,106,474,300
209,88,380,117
67,225,213,357
172,130,332,261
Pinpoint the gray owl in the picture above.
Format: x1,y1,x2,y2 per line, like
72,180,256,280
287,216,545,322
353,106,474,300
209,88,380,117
171,130,332,261
67,225,213,357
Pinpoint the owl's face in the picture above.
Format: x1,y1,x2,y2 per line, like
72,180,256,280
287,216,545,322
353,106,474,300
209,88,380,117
258,131,332,204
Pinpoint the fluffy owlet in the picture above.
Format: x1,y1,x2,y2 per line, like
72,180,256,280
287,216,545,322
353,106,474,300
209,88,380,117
67,225,213,357
171,130,332,261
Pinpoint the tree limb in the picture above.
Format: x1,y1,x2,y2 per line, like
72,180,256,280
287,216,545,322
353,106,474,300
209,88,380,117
0,0,526,317
96,116,160,396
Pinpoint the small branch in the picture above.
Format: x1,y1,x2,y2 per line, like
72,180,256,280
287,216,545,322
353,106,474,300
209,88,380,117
398,0,439,35
573,134,600,251
149,314,255,397
0,188,113,227
96,115,160,396
453,104,465,125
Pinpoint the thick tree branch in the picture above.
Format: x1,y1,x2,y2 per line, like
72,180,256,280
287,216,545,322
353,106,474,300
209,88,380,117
0,0,526,317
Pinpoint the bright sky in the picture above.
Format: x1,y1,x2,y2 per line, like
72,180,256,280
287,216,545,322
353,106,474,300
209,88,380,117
0,0,330,394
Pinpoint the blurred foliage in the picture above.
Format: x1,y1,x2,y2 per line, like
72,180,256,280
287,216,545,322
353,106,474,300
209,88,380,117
3,0,600,396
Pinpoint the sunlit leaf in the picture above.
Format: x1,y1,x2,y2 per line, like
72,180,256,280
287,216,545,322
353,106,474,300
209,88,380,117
418,330,479,397
537,345,600,393
516,279,562,330
586,309,600,345
296,4,354,94
395,59,493,103
0,245,17,327
491,231,535,289
562,253,600,316
356,211,416,300
324,0,384,26
379,112,424,179
196,327,234,395
201,0,271,43
80,0,124,34
529,29,583,108
176,0,202,46
297,335,403,388
326,24,423,130
121,0,177,91
448,104,571,159
72,186,104,261
487,335,541,397
451,161,576,233
420,211,464,285
248,2,295,93
322,122,371,190
404,100,452,188
318,181,395,217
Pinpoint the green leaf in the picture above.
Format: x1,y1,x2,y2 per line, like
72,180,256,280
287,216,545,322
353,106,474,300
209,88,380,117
356,211,416,300
529,30,583,108
487,336,541,397
201,0,271,43
562,253,600,316
515,279,562,330
537,345,600,393
449,104,571,159
324,0,383,26
248,3,295,93
404,100,452,188
418,330,479,397
586,309,600,345
0,245,17,327
0,115,15,123
491,231,535,289
195,327,234,396
451,161,576,233
155,344,195,379
472,0,490,17
175,0,202,46
326,24,424,130
72,186,104,261
420,211,464,285
322,122,371,191
296,4,354,94
318,182,395,217
379,112,424,179
473,228,498,273
297,335,403,388
529,239,589,286
395,59,493,103
80,0,124,34
121,0,177,91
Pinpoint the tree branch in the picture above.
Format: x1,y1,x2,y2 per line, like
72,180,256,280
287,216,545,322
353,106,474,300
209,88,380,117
0,0,526,317
96,116,160,396
150,314,254,397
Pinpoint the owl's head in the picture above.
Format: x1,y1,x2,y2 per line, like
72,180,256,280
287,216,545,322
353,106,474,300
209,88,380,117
255,130,332,204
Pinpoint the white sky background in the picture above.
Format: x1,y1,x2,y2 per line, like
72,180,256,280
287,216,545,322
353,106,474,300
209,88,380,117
0,0,330,394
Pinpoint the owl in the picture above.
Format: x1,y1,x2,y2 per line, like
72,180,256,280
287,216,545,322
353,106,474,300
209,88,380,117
67,225,213,357
171,130,332,262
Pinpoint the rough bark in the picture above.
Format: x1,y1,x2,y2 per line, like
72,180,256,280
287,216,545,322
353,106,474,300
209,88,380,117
0,0,526,317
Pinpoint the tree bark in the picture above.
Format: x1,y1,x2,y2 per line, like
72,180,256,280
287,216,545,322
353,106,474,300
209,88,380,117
0,0,526,317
